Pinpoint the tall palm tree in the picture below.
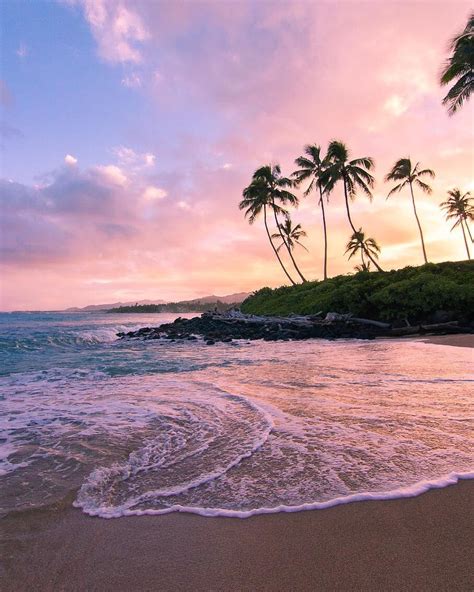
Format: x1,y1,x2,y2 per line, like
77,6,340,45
293,144,330,280
385,158,435,264
323,140,384,272
251,164,307,283
440,13,474,115
239,178,296,285
440,188,473,259
345,228,381,271
272,217,308,255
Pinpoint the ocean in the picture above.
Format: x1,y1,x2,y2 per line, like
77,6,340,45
1,311,473,519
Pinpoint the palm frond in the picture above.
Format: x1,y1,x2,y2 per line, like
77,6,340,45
417,168,436,179
386,181,405,198
440,13,474,115
415,179,433,194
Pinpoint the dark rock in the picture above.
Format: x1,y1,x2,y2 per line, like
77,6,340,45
206,339,216,345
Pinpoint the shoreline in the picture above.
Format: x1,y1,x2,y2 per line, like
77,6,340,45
3,480,474,591
419,333,474,348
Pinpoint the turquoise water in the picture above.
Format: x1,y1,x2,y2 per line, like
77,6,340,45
1,312,473,518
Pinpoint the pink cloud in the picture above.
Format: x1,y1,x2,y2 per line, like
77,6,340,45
1,1,473,310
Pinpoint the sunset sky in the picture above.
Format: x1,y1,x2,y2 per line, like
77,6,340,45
1,0,473,310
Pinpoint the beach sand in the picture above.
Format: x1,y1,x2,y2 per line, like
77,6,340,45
2,479,473,591
421,334,474,349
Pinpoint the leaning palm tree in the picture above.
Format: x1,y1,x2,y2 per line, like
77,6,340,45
440,188,473,259
239,178,296,285
323,140,383,272
293,144,330,279
385,158,435,264
272,217,308,255
440,13,474,115
345,228,381,272
251,164,307,283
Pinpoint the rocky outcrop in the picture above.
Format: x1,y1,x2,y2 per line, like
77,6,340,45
117,310,472,344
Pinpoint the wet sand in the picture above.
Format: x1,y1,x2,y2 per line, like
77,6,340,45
421,334,474,348
2,479,473,591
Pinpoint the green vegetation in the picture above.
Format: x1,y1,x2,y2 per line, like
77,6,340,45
241,261,474,323
108,300,240,314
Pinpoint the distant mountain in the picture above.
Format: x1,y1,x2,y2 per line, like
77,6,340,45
189,292,250,304
107,292,252,314
65,293,250,313
65,299,167,312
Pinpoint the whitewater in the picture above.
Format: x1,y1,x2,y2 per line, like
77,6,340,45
1,311,473,519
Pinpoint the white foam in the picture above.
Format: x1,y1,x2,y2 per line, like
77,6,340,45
74,392,274,517
77,471,474,519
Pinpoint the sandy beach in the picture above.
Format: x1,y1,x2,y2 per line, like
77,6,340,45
2,479,473,592
421,334,474,348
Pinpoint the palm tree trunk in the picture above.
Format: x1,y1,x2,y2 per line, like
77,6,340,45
264,205,296,285
361,247,365,269
318,184,328,280
409,181,428,264
271,203,307,283
465,220,473,243
460,220,471,260
342,177,384,272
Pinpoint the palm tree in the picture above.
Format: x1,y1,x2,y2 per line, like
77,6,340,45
272,217,308,255
293,144,330,279
385,158,435,264
354,262,371,272
440,188,473,259
239,178,296,285
323,140,384,272
345,228,381,272
251,164,307,283
440,13,474,115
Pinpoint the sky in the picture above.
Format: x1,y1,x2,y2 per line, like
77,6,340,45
0,0,473,311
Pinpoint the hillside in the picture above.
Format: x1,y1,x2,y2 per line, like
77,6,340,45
240,261,474,324
65,300,167,312
108,294,249,314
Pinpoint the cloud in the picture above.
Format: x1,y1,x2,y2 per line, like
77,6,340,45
64,154,78,165
69,0,149,63
383,95,409,118
144,153,155,166
95,164,127,186
121,72,141,88
113,145,155,169
143,185,166,201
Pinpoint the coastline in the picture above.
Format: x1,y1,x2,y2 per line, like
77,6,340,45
3,480,473,591
420,333,474,348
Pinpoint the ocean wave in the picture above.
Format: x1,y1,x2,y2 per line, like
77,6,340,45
79,471,474,519
0,326,141,352
74,393,274,517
